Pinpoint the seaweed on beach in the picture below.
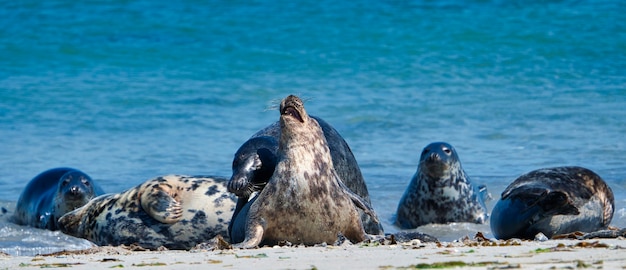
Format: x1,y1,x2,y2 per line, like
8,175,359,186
553,228,626,240
18,262,85,267
42,246,134,256
132,262,167,266
389,260,511,269
459,232,522,247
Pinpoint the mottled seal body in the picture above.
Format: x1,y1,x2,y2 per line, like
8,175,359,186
12,167,105,230
228,116,382,235
231,95,380,248
58,175,237,250
490,166,614,240
395,142,489,229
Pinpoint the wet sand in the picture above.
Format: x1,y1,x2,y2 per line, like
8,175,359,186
2,238,625,269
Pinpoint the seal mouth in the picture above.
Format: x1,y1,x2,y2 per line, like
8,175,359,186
421,154,450,180
281,106,304,123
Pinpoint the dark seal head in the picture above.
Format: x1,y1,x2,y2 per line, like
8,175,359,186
490,166,614,240
395,142,489,229
228,136,278,199
227,136,278,236
12,167,105,230
231,95,380,248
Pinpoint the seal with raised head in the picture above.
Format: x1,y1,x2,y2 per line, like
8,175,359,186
12,167,105,230
395,142,489,229
230,95,381,248
228,113,383,235
490,166,614,240
58,175,236,250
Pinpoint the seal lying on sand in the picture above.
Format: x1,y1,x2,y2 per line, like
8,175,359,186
228,113,383,235
490,166,614,240
230,95,381,248
12,167,105,230
58,175,236,250
395,142,489,229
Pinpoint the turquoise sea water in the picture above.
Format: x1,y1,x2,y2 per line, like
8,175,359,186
1,0,625,256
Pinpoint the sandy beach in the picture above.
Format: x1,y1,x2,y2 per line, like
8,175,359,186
2,237,625,270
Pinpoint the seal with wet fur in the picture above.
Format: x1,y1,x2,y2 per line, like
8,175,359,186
490,166,614,240
12,167,105,230
228,113,382,235
395,142,489,229
230,95,381,248
58,175,236,250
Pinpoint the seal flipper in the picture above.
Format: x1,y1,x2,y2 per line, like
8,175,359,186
228,197,248,239
231,216,266,249
335,173,380,226
476,184,492,203
140,187,183,224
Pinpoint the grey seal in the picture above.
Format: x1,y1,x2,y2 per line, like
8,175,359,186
230,95,381,248
490,166,614,240
228,115,382,235
12,167,105,230
395,142,489,229
58,175,236,250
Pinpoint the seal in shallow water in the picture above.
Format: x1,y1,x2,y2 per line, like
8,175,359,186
12,167,105,230
395,142,489,229
228,114,383,235
58,175,237,250
230,95,381,248
490,166,614,240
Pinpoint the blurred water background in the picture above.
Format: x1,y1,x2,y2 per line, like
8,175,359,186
1,0,625,256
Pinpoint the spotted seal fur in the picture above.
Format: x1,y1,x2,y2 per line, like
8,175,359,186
12,167,105,230
230,95,381,248
395,142,489,229
490,166,614,240
58,175,236,250
228,113,382,235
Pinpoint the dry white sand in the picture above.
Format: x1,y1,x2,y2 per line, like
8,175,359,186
2,238,625,270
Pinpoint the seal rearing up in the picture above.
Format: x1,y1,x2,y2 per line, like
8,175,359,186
232,95,379,248
227,116,383,235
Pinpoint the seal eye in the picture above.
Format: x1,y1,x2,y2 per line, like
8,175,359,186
61,179,70,187
442,147,452,155
82,179,90,187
